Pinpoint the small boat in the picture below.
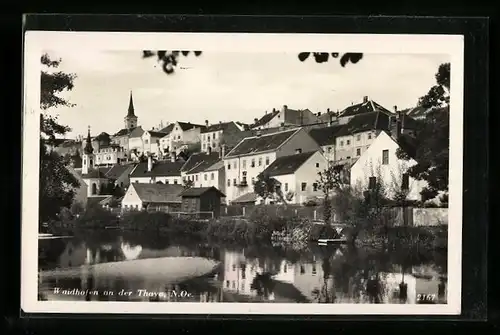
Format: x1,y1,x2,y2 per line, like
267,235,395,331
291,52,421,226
317,238,347,244
38,234,73,240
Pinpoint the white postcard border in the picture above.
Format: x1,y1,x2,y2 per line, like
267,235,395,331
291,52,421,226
22,31,464,315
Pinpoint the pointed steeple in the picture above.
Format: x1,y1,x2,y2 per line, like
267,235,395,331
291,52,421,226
127,91,135,117
84,126,94,154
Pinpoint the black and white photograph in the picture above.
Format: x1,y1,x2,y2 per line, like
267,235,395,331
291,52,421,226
22,32,464,315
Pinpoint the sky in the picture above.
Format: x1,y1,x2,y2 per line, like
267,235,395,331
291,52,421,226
43,50,450,139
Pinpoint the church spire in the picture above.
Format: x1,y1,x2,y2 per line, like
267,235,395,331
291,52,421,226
84,126,94,154
127,90,135,117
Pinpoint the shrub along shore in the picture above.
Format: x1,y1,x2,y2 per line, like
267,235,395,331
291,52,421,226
44,204,447,252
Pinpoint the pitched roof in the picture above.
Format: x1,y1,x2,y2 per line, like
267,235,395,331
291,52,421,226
262,151,317,177
177,121,206,131
179,186,226,198
340,99,393,118
204,160,224,172
159,124,175,134
282,108,320,125
308,125,344,146
131,183,184,203
87,195,112,207
128,126,144,138
105,163,135,180
402,106,430,119
251,110,280,128
113,128,134,137
232,192,258,204
146,130,169,138
335,111,391,137
181,152,220,173
225,128,300,158
200,121,235,133
130,160,184,178
81,167,112,179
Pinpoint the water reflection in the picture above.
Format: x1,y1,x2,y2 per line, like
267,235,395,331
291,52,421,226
38,231,447,304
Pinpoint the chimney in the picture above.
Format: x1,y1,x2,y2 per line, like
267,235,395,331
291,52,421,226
219,121,222,124
170,151,176,162
317,112,321,116
282,105,288,113
394,105,398,114
265,110,268,115
254,118,258,123
389,115,402,141
147,155,153,172
363,96,368,103
220,144,226,159
205,120,209,127
295,148,302,154
327,108,330,113
272,108,276,113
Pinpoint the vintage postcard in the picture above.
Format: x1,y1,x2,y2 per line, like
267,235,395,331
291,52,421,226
22,31,464,315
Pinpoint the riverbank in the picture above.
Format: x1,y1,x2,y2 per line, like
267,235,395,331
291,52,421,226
45,205,447,253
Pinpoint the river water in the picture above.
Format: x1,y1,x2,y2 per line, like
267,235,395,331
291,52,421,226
38,230,447,304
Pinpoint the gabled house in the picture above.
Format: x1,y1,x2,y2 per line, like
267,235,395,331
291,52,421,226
179,187,226,218
200,121,245,154
93,144,127,167
337,96,394,125
222,128,321,203
159,121,206,155
350,123,426,202
121,183,184,212
250,105,321,130
105,163,136,189
129,155,185,185
127,126,145,154
142,130,167,156
260,150,328,205
308,124,344,162
180,152,222,188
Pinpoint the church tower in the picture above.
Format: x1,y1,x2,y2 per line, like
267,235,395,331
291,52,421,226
82,126,95,175
124,91,138,129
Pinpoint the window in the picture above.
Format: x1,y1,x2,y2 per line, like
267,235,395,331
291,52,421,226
208,136,211,141
251,177,255,184
301,182,307,191
232,264,236,271
177,135,181,140
233,179,237,186
174,179,178,184
313,183,318,191
315,163,320,168
300,265,305,274
227,163,231,170
195,175,199,181
251,159,255,167
145,139,149,144
312,264,317,275
226,281,230,288
165,180,169,184
242,160,246,168
258,157,262,166
340,140,344,146
285,183,288,192
211,173,214,180
368,176,377,189
284,264,288,273
347,140,351,145
227,179,231,186
214,133,217,139
382,149,389,165
265,156,270,165
233,161,237,169
346,156,351,159
368,133,372,139
356,148,361,156
327,147,332,152
402,173,410,190
204,174,208,181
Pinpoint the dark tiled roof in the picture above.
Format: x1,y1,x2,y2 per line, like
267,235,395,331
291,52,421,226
308,125,344,146
201,121,236,134
340,99,393,118
146,130,168,138
225,129,300,158
262,151,317,177
185,155,222,174
251,110,279,128
159,124,175,134
81,167,112,179
177,121,206,131
232,192,258,204
130,160,184,178
402,106,429,119
335,111,391,137
181,152,220,173
282,108,320,125
129,126,144,138
131,183,184,203
180,186,225,198
114,128,133,137
105,164,135,180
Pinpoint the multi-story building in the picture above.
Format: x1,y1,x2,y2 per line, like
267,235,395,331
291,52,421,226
222,128,321,203
159,121,206,155
308,124,344,162
250,105,322,130
200,121,245,154
129,154,184,185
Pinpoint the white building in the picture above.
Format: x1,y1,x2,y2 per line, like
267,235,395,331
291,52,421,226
223,128,321,203
250,105,321,130
200,121,245,154
180,152,224,189
141,130,166,156
350,128,426,202
129,155,185,185
260,150,328,204
308,124,344,162
159,121,205,155
93,144,127,167
127,126,146,155
121,182,184,211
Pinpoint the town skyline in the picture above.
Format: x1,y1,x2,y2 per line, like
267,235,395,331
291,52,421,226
43,50,450,138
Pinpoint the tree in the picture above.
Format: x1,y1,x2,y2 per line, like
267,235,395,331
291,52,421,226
143,50,363,75
397,63,450,203
253,172,285,204
316,164,349,223
39,53,80,224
